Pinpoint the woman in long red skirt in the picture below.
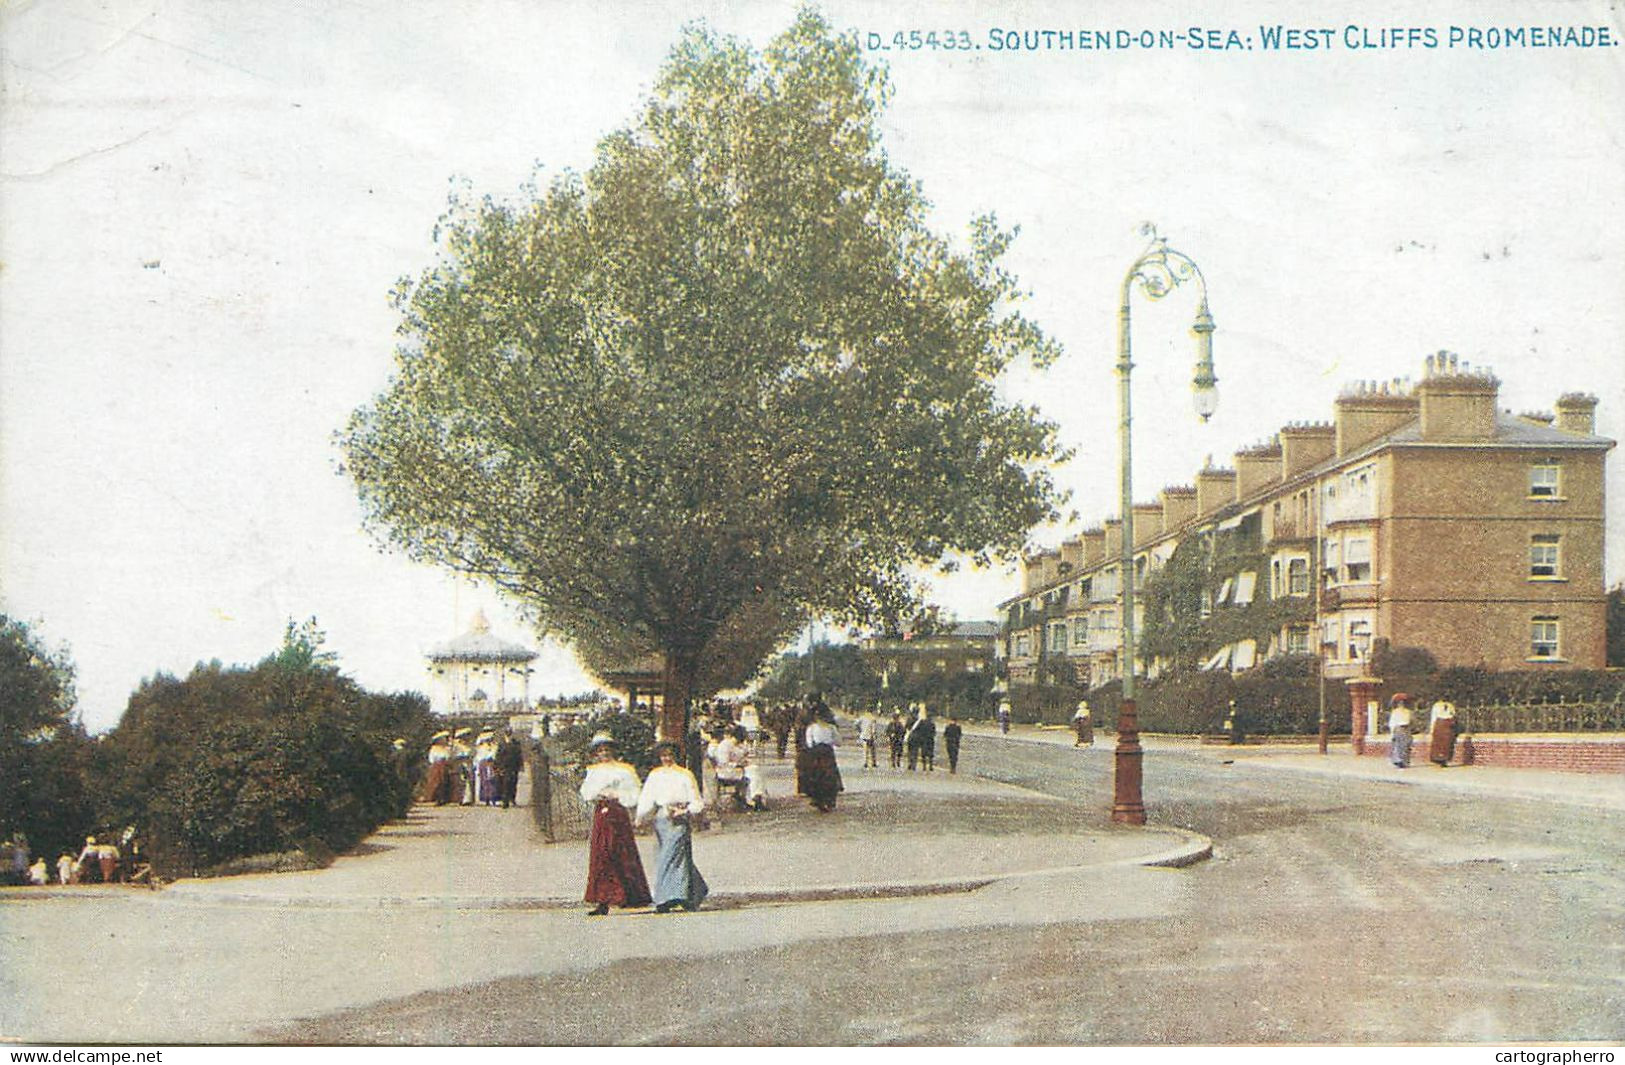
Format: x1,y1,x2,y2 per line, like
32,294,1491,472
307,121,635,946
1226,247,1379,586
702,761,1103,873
579,733,652,916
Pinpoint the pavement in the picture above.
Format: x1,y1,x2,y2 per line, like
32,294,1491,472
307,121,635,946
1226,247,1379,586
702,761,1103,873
968,721,1625,812
14,724,1617,914
119,751,1210,912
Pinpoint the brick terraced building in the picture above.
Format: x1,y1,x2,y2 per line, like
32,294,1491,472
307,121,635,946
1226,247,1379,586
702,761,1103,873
998,354,1614,692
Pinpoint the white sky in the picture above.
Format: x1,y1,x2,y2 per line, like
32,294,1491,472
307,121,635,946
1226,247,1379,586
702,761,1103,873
3,0,1622,732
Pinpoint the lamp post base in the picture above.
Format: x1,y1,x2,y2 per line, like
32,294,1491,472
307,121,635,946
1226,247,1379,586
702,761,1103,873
1111,697,1147,824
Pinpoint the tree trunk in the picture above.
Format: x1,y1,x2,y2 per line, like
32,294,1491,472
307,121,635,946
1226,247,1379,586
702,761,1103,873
659,650,699,745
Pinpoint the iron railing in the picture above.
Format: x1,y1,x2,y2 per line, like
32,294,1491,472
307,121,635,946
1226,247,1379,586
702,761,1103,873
528,746,590,843
1382,695,1625,735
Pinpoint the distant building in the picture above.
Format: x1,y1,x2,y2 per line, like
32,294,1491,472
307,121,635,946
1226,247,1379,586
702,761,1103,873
1000,355,1614,689
425,609,537,716
859,622,1000,690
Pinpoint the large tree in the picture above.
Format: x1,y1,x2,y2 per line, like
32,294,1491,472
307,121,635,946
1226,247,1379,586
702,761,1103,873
341,12,1066,740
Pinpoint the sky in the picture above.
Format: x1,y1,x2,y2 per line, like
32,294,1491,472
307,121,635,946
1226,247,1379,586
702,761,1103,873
3,0,1622,732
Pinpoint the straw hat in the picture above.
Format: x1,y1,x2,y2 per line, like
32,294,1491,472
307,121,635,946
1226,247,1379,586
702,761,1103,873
588,732,617,750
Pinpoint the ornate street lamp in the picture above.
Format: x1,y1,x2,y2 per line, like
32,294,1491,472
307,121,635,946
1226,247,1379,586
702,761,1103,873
1112,225,1218,824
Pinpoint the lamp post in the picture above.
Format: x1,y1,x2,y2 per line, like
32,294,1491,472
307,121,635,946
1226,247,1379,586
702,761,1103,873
1112,225,1218,825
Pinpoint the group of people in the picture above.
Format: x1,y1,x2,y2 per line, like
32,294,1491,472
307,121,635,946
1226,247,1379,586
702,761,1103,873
420,727,525,808
578,733,708,917
1,828,148,887
1387,693,1459,769
855,704,963,773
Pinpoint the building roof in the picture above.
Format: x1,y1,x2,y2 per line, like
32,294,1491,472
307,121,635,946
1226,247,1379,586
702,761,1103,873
426,609,538,663
947,621,1001,638
1000,405,1615,610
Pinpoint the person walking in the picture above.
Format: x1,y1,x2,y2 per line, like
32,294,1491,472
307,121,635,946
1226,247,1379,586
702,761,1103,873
636,742,709,913
1072,701,1093,747
996,700,1011,735
803,706,844,812
579,733,652,917
885,710,907,769
1388,693,1415,768
1428,701,1458,767
943,717,963,773
857,708,879,768
494,729,524,809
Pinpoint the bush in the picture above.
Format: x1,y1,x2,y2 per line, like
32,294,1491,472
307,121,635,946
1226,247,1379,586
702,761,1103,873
96,652,434,877
1084,664,1350,737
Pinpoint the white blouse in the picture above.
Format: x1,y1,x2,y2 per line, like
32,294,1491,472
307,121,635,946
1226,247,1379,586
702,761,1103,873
805,721,839,747
636,765,704,820
579,761,642,808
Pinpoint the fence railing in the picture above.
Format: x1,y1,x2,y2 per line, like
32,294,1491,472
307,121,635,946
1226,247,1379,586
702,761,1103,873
1381,695,1625,735
528,746,590,843
1456,696,1625,735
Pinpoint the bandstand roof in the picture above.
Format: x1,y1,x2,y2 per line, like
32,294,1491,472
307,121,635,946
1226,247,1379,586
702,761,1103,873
427,609,538,664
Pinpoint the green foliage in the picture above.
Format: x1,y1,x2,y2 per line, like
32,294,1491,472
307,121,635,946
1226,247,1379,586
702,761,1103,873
756,641,879,706
339,11,1065,728
1369,639,1439,677
0,616,96,861
553,710,659,779
96,636,435,876
1087,663,1349,736
1140,533,1312,671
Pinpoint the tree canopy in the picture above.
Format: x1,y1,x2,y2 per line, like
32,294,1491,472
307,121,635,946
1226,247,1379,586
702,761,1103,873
341,11,1066,737
0,616,94,860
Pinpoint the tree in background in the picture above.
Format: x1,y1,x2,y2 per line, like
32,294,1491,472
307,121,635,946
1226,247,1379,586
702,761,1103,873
0,616,96,862
756,640,879,707
341,12,1065,740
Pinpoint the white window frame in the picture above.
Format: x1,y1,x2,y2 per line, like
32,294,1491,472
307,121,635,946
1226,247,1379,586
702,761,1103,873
1529,534,1562,579
1285,624,1311,656
1288,557,1311,596
1530,616,1561,660
1014,633,1031,657
1346,616,1373,661
1529,462,1561,499
1343,537,1373,583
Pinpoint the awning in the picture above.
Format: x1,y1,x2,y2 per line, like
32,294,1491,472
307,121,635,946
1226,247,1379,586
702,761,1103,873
1234,571,1257,605
1200,645,1233,671
1233,639,1257,671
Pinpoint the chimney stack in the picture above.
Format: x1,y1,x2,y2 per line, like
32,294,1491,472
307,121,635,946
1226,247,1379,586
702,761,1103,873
1160,486,1198,533
1554,392,1599,436
1416,351,1498,441
1195,466,1239,517
1132,503,1164,547
1335,378,1420,455
1279,423,1336,478
1234,440,1283,499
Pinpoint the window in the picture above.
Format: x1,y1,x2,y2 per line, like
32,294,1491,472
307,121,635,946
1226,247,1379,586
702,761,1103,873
1288,558,1311,596
1049,623,1068,653
1529,462,1561,499
1530,616,1560,659
1344,538,1372,582
1271,560,1283,598
1014,633,1031,657
1529,534,1561,579
1073,619,1088,647
1321,617,1341,649
1200,588,1213,619
1234,571,1257,606
1324,539,1341,575
1285,625,1311,655
1346,618,1372,660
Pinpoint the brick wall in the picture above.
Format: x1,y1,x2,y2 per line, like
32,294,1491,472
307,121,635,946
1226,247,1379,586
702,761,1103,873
1356,733,1625,774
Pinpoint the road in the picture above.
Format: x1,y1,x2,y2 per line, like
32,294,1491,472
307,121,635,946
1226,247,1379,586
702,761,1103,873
282,735,1625,1045
3,734,1621,1045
